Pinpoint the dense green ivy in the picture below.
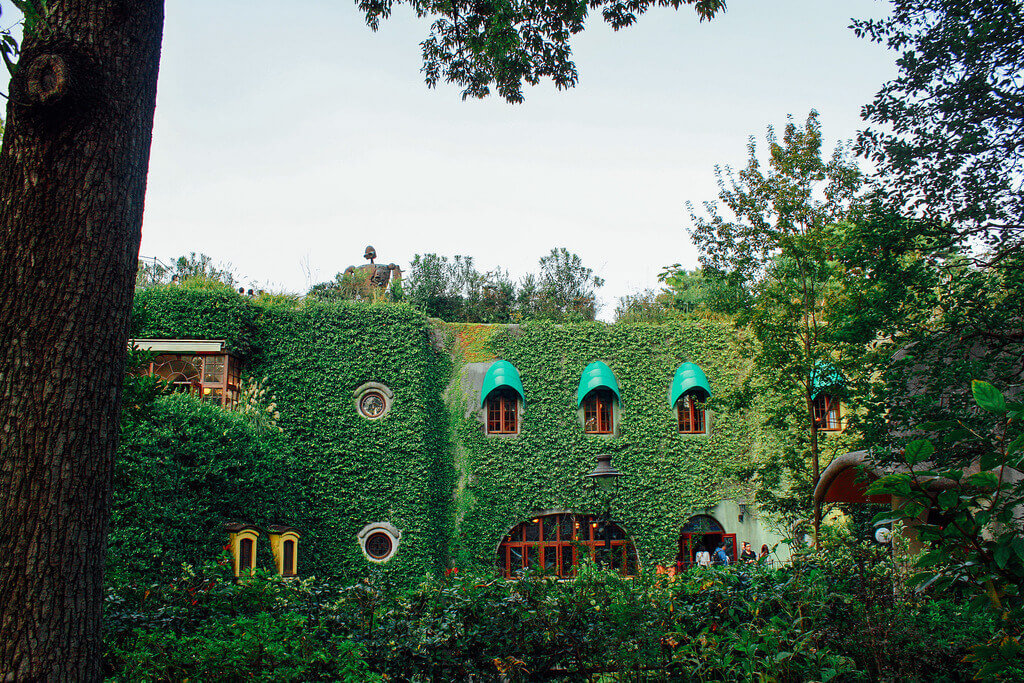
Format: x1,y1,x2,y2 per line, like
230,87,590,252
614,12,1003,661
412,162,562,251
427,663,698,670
111,390,293,584
127,287,454,584
124,286,793,583
450,320,766,569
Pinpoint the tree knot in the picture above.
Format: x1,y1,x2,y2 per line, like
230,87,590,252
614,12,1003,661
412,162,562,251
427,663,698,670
24,54,70,107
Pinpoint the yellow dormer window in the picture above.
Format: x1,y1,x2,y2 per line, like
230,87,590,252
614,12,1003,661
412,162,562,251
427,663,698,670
225,523,260,579
268,526,301,577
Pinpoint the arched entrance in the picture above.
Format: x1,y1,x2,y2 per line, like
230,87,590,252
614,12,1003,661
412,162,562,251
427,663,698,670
676,514,736,569
496,513,638,578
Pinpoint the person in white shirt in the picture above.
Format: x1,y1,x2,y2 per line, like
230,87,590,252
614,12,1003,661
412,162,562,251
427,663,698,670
695,548,711,567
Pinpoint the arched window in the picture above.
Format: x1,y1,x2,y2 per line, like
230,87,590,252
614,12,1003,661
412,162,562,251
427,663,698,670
582,389,615,434
669,362,712,435
677,391,706,434
480,361,525,436
813,393,841,431
577,362,621,436
225,522,260,579
268,525,301,577
487,387,519,434
497,513,638,578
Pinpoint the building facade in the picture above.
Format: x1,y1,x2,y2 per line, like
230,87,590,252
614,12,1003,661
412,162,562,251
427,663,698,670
126,286,793,583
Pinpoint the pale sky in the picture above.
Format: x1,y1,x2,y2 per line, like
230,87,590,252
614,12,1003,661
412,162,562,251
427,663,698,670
46,1,902,317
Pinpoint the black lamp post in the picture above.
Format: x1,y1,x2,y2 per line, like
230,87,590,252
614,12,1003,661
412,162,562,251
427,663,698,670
585,453,623,570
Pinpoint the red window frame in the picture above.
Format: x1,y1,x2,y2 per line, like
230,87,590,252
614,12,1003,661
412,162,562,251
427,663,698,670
487,389,519,434
497,513,639,578
813,394,841,431
677,391,707,434
583,389,614,434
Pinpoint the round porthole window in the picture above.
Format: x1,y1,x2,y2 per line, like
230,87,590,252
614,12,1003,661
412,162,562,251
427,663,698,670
365,531,393,559
359,391,387,419
353,382,393,421
357,522,401,563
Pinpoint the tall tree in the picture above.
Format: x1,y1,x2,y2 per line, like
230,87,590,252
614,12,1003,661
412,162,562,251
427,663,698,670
0,1,725,677
851,0,1024,454
689,111,865,538
0,2,164,679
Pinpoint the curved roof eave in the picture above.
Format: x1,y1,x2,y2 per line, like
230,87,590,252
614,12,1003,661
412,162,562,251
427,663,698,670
480,360,526,407
576,361,621,407
669,362,713,407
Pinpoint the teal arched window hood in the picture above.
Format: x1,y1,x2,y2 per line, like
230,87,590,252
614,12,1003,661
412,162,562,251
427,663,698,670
480,360,526,407
810,361,844,399
669,362,712,407
576,361,621,407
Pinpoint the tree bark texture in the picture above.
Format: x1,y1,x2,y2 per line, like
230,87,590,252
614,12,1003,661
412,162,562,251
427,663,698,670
0,2,164,679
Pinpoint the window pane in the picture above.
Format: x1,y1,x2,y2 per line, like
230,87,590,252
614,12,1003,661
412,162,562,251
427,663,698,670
203,355,225,384
239,538,253,572
526,546,538,570
202,387,224,404
559,515,573,541
503,396,517,433
488,399,501,433
283,540,294,575
560,546,574,576
584,399,597,432
599,398,612,432
611,544,622,570
510,546,523,571
153,356,201,383
543,547,557,573
524,519,540,541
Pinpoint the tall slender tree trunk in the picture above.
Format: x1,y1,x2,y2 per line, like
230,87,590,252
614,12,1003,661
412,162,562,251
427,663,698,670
809,387,821,548
0,2,164,679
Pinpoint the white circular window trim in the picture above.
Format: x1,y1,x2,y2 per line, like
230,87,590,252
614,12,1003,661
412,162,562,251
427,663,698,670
353,382,394,420
357,522,401,563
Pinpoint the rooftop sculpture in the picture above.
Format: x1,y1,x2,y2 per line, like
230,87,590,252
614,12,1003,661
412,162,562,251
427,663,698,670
343,245,402,294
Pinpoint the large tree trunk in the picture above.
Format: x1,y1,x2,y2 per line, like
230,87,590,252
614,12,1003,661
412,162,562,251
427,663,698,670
0,2,164,679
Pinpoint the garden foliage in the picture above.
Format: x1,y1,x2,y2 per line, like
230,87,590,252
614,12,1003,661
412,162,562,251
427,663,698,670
867,381,1024,679
104,548,991,681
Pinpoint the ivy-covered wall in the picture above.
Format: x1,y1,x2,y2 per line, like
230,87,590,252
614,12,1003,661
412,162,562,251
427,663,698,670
446,321,770,569
125,286,785,583
130,286,454,584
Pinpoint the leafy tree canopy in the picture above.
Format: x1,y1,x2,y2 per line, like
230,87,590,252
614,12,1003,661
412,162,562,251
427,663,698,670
688,110,864,287
358,0,726,102
401,248,604,322
854,0,1024,264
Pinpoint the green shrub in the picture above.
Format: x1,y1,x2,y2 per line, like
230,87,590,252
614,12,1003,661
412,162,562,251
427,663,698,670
110,389,297,584
105,552,989,682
